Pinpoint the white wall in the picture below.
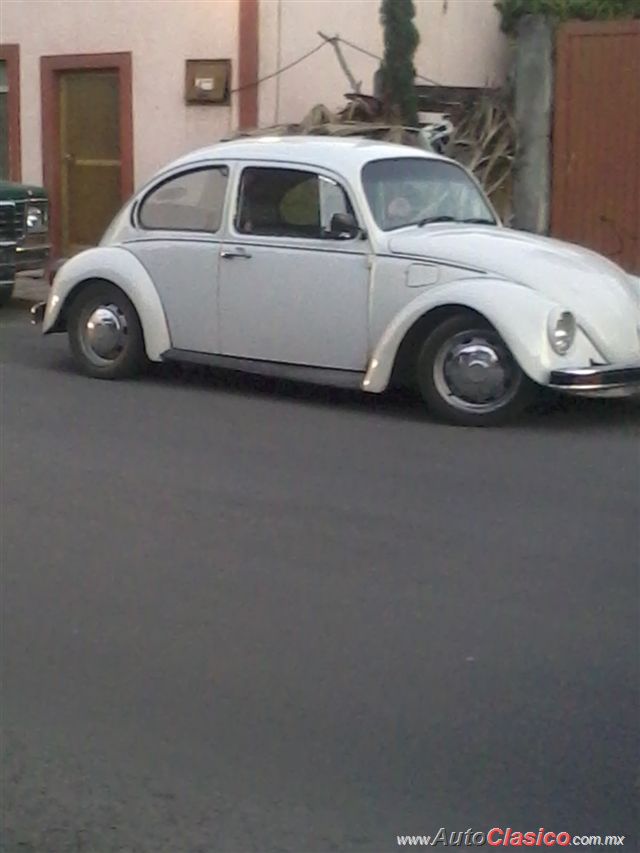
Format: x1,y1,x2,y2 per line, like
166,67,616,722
2,0,508,185
1,0,239,188
258,0,509,126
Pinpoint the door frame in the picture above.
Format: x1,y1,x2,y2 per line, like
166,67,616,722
0,44,21,181
40,52,134,259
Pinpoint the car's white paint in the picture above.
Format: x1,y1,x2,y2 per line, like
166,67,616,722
127,237,221,353
364,277,605,392
385,225,640,363
45,136,640,393
157,136,454,181
43,247,171,360
218,240,370,369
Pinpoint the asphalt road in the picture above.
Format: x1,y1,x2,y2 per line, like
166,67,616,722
1,303,638,853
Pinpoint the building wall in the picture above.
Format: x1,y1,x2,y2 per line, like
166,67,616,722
2,0,507,187
258,0,509,126
1,0,239,188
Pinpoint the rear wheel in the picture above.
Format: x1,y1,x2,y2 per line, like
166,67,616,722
68,282,147,379
416,312,534,426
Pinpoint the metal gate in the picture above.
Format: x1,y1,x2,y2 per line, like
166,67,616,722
551,20,640,273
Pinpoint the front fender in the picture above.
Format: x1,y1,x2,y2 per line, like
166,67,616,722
364,278,606,392
43,246,171,361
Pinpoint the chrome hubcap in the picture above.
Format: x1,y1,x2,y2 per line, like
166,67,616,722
81,304,127,362
433,330,519,412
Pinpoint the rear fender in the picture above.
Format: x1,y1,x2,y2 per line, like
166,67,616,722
43,246,170,361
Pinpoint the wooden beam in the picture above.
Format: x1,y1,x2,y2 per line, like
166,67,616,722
238,0,259,129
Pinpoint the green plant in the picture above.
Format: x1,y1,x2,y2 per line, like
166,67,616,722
379,0,420,125
495,0,640,34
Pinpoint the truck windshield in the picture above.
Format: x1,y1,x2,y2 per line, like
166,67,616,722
362,157,496,231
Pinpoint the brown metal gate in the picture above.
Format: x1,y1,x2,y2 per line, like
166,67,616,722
552,20,640,273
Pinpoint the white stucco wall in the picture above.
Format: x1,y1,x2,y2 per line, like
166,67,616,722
2,0,508,186
258,0,509,126
1,0,239,188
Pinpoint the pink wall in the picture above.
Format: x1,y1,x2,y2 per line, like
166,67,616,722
258,0,509,126
2,0,239,188
2,0,508,185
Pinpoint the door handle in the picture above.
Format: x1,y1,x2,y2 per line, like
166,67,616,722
221,248,252,259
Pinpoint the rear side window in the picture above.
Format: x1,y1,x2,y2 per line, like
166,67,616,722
139,166,228,232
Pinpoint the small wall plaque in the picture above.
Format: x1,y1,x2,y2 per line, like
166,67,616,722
185,59,231,105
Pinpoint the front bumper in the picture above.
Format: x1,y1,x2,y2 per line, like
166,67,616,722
16,242,51,274
549,362,640,397
30,300,47,325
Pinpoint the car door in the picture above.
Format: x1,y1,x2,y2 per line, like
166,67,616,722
218,165,370,371
126,164,229,353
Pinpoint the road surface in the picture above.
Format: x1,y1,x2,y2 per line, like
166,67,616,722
2,304,638,852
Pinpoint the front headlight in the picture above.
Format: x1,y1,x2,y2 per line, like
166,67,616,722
548,309,576,355
26,204,48,233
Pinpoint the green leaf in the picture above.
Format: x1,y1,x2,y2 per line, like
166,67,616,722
495,0,640,34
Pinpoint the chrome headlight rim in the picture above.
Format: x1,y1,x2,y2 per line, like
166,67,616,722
26,204,48,233
548,309,576,356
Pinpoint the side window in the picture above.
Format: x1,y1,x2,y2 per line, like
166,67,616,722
279,177,319,229
318,176,353,233
236,167,356,239
139,166,228,232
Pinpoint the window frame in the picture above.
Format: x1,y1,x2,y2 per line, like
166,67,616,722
230,163,362,243
136,164,230,235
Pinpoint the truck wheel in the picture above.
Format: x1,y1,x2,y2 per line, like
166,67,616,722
416,312,534,426
68,282,147,379
0,282,14,307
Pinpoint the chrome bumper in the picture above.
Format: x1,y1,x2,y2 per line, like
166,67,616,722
549,362,640,395
16,243,51,275
30,301,46,325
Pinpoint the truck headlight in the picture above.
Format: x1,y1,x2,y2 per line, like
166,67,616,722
26,205,48,233
548,310,576,355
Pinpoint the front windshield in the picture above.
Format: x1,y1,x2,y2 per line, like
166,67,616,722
362,157,496,231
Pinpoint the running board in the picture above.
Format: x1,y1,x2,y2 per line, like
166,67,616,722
161,348,365,390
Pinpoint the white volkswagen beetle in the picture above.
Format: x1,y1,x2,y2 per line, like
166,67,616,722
34,136,640,426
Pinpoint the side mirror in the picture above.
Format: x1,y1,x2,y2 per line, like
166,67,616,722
330,212,361,239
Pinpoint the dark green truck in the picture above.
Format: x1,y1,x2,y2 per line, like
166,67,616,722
0,180,50,306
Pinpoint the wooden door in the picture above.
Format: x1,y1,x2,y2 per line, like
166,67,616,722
59,70,122,255
552,20,640,273
41,53,133,259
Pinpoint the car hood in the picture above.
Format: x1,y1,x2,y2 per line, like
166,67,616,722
389,225,640,358
0,180,48,201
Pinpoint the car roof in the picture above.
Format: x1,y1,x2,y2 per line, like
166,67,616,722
162,135,448,176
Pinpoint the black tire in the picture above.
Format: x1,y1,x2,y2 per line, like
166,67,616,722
68,281,147,379
0,283,14,307
416,312,535,426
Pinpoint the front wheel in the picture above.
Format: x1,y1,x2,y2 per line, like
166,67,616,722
68,282,147,379
416,313,535,426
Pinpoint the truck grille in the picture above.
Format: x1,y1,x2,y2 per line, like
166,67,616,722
0,202,17,244
14,200,27,240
